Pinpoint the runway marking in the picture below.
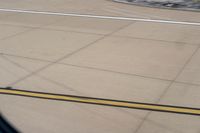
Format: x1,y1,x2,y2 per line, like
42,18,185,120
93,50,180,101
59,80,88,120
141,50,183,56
0,8,200,26
1,87,200,116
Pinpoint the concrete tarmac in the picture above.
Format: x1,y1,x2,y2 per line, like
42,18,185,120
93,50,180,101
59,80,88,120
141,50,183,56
0,0,200,133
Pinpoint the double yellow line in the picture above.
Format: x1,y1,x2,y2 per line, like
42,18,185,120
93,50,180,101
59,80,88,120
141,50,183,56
1,87,200,116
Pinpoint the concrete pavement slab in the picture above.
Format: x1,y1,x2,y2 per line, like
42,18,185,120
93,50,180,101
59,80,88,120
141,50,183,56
45,16,132,35
0,55,47,87
176,49,200,85
0,13,65,28
0,29,102,61
0,24,30,40
62,36,198,80
114,22,200,45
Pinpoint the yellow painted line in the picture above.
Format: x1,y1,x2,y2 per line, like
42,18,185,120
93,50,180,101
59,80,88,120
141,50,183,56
1,88,200,116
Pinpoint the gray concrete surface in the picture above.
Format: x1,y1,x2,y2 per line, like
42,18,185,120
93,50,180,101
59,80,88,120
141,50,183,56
0,0,200,133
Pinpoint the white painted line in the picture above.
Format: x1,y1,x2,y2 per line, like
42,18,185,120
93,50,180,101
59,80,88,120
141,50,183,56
0,8,200,26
